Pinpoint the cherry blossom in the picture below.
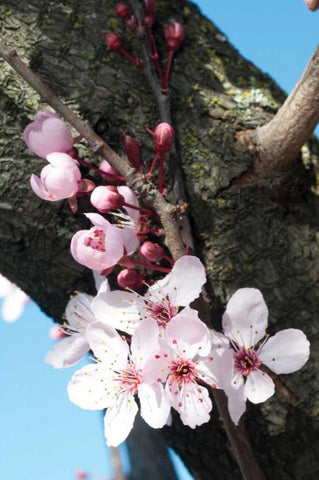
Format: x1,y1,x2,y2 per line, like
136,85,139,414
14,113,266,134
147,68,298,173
23,111,73,159
45,292,97,368
67,320,170,446
91,255,206,334
30,153,81,201
70,213,124,271
220,288,310,423
164,308,221,428
0,274,30,322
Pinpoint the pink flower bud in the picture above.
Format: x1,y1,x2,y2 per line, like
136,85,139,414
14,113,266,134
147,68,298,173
104,32,123,51
23,111,73,159
140,241,164,262
30,153,81,201
99,160,124,184
126,14,138,31
304,0,319,10
121,131,143,171
75,471,88,480
71,213,124,271
90,185,125,212
49,325,66,340
153,123,175,153
117,269,146,289
116,3,130,18
164,22,185,51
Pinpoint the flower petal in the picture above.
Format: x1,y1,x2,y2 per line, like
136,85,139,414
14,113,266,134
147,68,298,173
138,383,170,428
65,293,95,329
68,363,117,410
165,308,210,358
45,334,89,368
222,288,268,348
104,394,138,447
166,380,212,428
259,329,310,374
1,288,29,322
30,174,58,201
244,369,275,403
86,322,129,368
152,256,206,307
91,290,141,335
131,319,161,366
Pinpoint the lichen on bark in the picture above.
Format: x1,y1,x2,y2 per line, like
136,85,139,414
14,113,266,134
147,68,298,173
1,1,318,479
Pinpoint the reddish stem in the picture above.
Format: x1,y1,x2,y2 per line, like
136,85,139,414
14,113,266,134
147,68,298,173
159,153,165,193
148,151,160,175
145,125,154,136
120,48,142,67
131,258,171,273
149,32,166,89
164,50,174,88
123,201,156,217
163,254,175,265
77,157,101,172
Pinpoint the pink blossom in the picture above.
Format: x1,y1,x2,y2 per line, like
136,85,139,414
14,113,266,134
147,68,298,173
70,213,124,271
164,308,220,428
45,292,98,368
49,324,66,340
220,288,310,423
23,111,73,159
0,274,30,322
91,255,206,334
68,320,170,446
31,153,81,201
90,186,125,212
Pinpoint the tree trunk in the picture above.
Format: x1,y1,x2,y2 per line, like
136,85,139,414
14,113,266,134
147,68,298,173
1,1,318,479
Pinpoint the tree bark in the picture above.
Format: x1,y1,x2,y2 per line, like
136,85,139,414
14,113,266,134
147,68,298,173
1,1,318,479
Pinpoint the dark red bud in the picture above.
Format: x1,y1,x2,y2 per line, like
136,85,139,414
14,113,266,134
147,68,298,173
164,22,185,51
66,146,79,159
104,32,123,51
153,123,175,153
143,14,155,29
121,131,143,171
126,14,138,31
116,3,130,18
144,0,156,15
117,269,146,290
140,241,164,262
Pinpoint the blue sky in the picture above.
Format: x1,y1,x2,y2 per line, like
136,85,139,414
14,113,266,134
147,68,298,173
0,2,318,480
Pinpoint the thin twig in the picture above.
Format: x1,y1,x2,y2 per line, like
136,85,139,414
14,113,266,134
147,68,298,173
128,4,264,480
110,446,126,480
237,46,319,176
0,41,185,260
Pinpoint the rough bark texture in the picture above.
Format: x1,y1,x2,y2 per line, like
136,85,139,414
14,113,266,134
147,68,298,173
0,1,318,479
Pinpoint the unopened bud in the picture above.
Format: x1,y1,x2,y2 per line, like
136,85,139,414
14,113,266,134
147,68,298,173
140,241,164,262
164,22,185,51
153,123,175,153
104,32,123,51
117,269,146,289
304,0,319,10
116,3,130,18
49,325,66,341
67,146,79,159
144,0,156,15
90,185,125,212
75,471,88,480
126,14,138,31
121,131,143,171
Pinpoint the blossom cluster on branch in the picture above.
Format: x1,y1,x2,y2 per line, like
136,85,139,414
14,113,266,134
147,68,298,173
6,0,311,464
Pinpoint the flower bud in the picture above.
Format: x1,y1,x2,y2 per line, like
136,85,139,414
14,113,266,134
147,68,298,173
140,241,164,262
75,471,88,480
117,269,146,289
164,22,185,51
144,0,156,15
104,32,123,51
121,131,143,171
153,123,175,153
49,325,66,340
23,111,73,159
66,146,80,159
126,14,138,31
304,0,319,10
90,185,125,212
116,3,130,18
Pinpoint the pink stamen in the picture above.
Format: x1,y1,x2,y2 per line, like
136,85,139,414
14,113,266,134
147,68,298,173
84,228,106,252
169,359,196,386
233,347,261,377
115,363,142,394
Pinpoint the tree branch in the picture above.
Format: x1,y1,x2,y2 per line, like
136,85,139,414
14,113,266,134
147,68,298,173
237,46,319,175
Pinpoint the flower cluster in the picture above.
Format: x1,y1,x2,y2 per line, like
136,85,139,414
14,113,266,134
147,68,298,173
46,257,310,447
